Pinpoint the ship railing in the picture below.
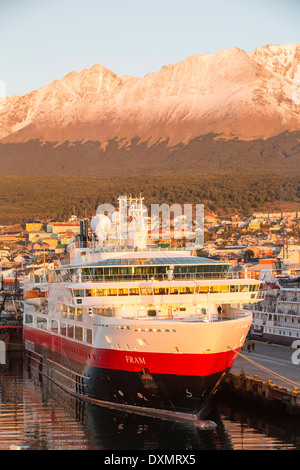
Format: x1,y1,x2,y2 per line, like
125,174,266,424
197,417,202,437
187,310,251,322
66,241,192,253
273,321,299,330
42,268,260,285
122,309,251,323
185,311,250,322
78,271,258,283
216,308,252,322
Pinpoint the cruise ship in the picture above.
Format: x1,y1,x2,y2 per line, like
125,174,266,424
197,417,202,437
251,271,300,346
23,197,263,424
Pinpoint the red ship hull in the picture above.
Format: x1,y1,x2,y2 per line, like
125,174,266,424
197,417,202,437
24,325,240,417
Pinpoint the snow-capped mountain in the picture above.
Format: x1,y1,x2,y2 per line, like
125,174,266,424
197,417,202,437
1,44,300,146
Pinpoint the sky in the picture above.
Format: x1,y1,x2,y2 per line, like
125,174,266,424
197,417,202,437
0,0,299,96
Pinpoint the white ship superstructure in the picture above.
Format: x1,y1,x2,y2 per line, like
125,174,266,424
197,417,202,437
251,272,300,345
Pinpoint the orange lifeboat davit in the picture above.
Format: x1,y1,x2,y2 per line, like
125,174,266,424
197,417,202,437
23,287,47,306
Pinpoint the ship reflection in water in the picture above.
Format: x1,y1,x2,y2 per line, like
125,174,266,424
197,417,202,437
0,353,299,450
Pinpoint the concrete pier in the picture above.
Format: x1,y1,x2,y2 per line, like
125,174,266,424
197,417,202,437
221,340,300,415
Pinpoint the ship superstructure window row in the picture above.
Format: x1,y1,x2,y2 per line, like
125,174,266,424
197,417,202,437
71,284,259,297
26,314,94,345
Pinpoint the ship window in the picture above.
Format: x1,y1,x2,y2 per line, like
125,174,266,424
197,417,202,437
230,285,238,292
87,329,93,344
73,289,85,297
37,316,47,330
140,287,153,295
68,307,75,320
76,308,83,321
75,326,83,341
118,288,128,296
241,285,249,292
25,314,33,324
107,289,118,296
129,288,139,296
60,322,67,336
147,309,157,317
96,289,106,296
67,325,74,338
170,287,179,295
61,305,68,318
220,285,229,293
180,286,194,294
51,320,59,333
154,287,168,295
199,286,209,293
209,285,219,293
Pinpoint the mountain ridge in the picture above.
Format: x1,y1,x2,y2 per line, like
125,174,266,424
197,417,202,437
1,44,300,147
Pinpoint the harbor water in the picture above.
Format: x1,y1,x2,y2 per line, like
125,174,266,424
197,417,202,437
0,352,299,451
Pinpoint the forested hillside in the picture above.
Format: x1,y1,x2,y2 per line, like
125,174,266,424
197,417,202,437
0,132,299,177
1,173,299,224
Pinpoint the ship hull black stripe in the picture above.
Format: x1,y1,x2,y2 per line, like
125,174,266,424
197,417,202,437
25,346,227,418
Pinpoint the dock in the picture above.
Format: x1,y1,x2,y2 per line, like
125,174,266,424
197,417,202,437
221,340,300,415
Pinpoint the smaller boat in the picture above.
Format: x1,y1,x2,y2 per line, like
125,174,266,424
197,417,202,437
23,287,47,307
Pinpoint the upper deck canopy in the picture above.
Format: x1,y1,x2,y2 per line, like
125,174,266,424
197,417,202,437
89,256,228,267
58,255,230,270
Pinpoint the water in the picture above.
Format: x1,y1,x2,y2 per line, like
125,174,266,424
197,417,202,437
0,352,299,451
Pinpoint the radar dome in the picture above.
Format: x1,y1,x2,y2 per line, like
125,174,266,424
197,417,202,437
91,214,111,234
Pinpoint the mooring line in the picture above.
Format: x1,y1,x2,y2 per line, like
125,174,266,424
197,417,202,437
229,347,300,388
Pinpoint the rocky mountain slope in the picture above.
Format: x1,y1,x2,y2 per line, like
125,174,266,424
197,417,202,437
1,44,300,147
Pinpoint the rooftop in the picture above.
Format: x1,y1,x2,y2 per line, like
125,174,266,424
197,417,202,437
90,256,229,267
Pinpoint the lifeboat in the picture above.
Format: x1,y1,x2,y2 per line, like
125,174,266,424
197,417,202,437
23,287,47,306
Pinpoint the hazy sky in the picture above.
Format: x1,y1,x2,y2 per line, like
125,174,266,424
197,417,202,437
0,0,299,96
